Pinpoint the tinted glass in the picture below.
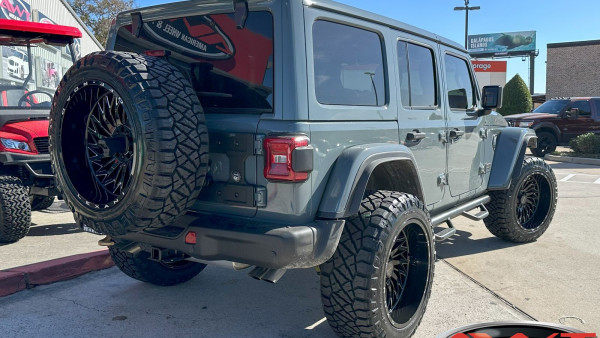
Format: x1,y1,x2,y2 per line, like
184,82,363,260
397,42,410,106
533,99,570,114
444,54,475,109
116,12,274,112
407,43,436,107
313,20,385,106
571,100,591,116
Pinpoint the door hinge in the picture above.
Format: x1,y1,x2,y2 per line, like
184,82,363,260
438,173,448,186
254,186,267,207
479,128,488,139
254,134,265,155
438,130,448,144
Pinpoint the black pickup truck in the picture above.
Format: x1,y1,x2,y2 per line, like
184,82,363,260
505,97,600,156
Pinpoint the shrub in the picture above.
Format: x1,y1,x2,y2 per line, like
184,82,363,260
569,133,600,154
497,74,532,116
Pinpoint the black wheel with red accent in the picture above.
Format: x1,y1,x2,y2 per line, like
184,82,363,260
484,157,557,242
49,51,209,236
320,191,434,337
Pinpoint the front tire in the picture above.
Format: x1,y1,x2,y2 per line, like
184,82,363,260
109,243,206,286
531,131,557,157
484,157,557,242
320,191,434,337
0,176,31,242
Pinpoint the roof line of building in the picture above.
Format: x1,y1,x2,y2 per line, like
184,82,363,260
548,39,600,49
58,0,104,50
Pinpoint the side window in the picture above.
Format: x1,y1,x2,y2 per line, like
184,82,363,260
444,54,475,110
397,41,437,108
571,101,591,117
313,20,385,106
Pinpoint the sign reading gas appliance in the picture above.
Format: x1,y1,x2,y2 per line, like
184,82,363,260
437,321,596,338
0,0,31,21
144,16,235,60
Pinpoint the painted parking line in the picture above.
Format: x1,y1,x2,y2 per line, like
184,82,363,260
560,174,576,182
552,172,600,184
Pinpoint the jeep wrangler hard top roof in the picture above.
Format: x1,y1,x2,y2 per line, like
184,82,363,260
112,0,464,52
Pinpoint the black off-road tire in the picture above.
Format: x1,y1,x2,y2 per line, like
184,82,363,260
0,176,31,242
531,131,557,157
49,51,208,236
109,244,206,286
484,157,557,242
320,191,435,337
31,196,55,211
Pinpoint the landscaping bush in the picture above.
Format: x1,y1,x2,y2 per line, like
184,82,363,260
569,133,600,154
497,74,532,116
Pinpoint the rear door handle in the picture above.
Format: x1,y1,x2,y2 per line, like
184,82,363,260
406,130,427,141
449,129,465,138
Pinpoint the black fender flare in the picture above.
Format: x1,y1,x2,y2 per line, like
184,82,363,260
532,122,561,139
317,143,424,219
488,127,537,190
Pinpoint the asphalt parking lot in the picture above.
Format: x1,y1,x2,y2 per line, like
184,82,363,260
0,159,598,336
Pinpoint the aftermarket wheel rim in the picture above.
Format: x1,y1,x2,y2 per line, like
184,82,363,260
60,80,136,209
516,171,552,230
537,135,555,155
385,230,410,313
384,221,431,328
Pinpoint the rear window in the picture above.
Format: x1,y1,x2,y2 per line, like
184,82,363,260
115,11,274,113
312,20,385,106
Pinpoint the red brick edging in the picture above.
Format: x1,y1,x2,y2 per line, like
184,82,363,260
0,250,114,297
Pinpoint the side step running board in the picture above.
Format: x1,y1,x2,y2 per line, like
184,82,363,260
431,195,491,242
434,219,456,242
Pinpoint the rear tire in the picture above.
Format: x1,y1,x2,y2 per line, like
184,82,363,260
31,196,55,211
109,243,206,286
0,176,31,242
484,157,557,242
49,51,208,236
531,131,557,157
320,191,434,337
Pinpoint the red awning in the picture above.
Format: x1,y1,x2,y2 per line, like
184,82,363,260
0,18,82,46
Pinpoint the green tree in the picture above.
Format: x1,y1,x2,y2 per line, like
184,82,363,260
68,0,136,46
498,74,532,116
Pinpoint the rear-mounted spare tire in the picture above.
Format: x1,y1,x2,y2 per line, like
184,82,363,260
49,51,208,236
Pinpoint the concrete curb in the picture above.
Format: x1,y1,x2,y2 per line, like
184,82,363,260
545,154,600,166
0,249,114,297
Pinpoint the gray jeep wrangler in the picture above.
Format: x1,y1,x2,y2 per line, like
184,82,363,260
49,0,558,336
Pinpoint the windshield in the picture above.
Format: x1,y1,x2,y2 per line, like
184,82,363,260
532,99,570,114
1,44,74,109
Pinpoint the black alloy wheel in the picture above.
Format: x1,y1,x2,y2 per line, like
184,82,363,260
385,230,409,317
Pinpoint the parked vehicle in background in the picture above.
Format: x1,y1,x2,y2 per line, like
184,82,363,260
6,48,27,79
49,0,558,336
505,97,600,156
0,19,81,242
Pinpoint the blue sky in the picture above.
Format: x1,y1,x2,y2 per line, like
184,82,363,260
135,0,600,94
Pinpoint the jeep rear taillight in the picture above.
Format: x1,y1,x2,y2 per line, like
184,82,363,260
264,136,312,182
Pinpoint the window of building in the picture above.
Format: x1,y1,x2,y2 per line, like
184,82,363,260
313,20,385,106
397,41,437,108
444,54,475,110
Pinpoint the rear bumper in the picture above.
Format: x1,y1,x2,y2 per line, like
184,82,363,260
116,214,345,269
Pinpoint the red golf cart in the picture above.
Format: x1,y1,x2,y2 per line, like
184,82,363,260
0,19,81,242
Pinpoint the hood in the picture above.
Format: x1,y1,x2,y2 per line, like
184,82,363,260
0,120,49,139
504,112,559,120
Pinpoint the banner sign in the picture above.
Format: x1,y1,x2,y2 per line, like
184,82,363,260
0,0,31,21
472,60,507,73
468,31,536,56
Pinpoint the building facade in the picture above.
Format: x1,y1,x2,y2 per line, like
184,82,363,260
546,40,600,98
0,0,102,100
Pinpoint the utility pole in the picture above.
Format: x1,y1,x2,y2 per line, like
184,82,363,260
454,0,480,50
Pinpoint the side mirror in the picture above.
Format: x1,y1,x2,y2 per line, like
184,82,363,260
479,85,502,116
